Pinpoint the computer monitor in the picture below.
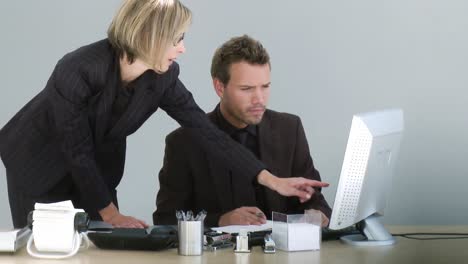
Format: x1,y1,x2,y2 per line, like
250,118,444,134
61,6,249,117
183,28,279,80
328,109,404,246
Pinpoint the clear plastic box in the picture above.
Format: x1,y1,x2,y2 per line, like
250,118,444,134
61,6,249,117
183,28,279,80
271,211,322,251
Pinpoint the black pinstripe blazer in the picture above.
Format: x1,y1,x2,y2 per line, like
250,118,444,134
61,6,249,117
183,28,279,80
0,39,265,213
154,109,332,227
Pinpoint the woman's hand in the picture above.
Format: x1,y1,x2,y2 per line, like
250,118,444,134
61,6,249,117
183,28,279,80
106,214,148,228
257,170,329,203
99,202,148,228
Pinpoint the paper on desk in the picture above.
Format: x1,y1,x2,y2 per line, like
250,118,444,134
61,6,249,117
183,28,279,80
34,200,75,211
32,200,84,252
0,227,32,252
211,220,273,234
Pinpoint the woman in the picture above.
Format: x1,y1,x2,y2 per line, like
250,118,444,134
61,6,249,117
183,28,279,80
0,0,327,228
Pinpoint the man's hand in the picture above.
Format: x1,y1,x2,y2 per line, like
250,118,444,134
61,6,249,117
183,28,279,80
99,202,148,228
218,207,267,227
257,170,329,202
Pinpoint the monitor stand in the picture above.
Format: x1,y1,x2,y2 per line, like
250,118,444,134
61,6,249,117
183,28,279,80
340,214,396,246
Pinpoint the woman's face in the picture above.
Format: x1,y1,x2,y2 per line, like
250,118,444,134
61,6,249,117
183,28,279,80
160,33,186,72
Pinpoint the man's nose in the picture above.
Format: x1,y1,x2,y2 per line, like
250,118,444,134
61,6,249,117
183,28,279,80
252,88,265,105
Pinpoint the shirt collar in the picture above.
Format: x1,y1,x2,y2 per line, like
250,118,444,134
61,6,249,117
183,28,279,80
215,104,257,137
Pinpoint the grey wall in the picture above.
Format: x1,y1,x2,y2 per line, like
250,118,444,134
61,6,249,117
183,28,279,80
1,0,467,228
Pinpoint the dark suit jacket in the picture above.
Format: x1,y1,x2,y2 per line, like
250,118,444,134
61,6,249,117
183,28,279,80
154,108,332,227
0,39,265,218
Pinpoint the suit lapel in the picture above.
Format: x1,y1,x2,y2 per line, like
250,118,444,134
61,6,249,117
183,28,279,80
93,58,119,143
258,112,276,173
208,108,278,210
258,111,286,212
106,70,164,139
206,111,235,210
207,110,257,209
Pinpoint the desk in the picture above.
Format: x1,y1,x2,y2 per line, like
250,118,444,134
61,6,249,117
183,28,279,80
1,226,467,264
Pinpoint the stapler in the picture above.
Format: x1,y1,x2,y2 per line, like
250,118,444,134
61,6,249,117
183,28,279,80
262,234,276,254
234,229,250,253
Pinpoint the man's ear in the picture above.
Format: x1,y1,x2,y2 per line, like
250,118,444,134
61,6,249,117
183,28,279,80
213,78,225,99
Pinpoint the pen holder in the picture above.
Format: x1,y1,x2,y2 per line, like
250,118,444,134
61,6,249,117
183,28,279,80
178,220,203,256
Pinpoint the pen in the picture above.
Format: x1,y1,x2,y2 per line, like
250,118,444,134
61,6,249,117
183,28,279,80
186,210,193,221
195,210,207,221
176,210,183,221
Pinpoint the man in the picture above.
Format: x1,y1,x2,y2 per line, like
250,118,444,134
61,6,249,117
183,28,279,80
153,35,331,227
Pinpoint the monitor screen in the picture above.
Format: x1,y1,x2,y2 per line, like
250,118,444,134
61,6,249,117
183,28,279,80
328,109,404,246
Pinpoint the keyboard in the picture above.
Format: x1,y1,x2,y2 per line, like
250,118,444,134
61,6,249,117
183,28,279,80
321,225,361,241
87,226,178,251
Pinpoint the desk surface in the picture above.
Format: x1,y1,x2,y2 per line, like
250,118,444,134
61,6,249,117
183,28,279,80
1,226,467,264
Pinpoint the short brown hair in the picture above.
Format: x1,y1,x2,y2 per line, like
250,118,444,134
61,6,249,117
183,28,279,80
108,0,191,71
211,35,271,85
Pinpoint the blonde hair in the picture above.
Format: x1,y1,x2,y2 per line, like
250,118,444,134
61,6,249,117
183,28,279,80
108,0,191,71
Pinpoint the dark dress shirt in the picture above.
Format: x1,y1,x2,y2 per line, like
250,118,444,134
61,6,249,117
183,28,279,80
214,107,269,216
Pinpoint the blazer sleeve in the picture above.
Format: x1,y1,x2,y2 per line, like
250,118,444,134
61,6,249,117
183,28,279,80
153,131,193,225
153,130,224,227
159,65,266,183
49,60,112,212
291,116,332,219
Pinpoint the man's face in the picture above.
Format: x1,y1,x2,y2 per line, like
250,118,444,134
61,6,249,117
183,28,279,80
215,61,271,128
